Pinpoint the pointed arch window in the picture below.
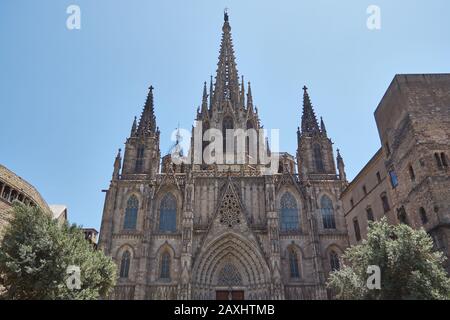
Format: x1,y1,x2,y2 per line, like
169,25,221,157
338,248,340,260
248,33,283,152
123,195,138,230
321,195,336,229
313,144,325,173
419,207,428,224
366,207,374,222
288,249,301,278
159,193,177,232
330,250,340,271
160,252,171,280
280,192,300,232
397,206,408,225
135,145,145,173
120,250,131,278
222,116,234,153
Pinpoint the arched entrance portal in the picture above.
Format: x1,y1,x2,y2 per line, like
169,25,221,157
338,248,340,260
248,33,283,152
191,233,272,300
214,262,245,300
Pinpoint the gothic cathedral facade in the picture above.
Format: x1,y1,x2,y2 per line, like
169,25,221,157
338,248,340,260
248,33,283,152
98,13,350,300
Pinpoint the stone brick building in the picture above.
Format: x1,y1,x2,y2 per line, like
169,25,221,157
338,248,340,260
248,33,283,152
0,164,70,237
98,13,349,300
0,164,52,235
341,149,393,244
341,74,450,271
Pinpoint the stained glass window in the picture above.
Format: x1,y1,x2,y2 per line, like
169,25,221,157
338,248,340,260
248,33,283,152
289,250,300,278
160,252,171,280
135,145,145,173
217,263,242,286
123,195,138,230
159,193,177,232
313,144,324,172
120,250,131,278
280,192,299,232
321,195,336,229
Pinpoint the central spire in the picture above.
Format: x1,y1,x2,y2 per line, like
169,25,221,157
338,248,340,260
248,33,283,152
212,10,240,108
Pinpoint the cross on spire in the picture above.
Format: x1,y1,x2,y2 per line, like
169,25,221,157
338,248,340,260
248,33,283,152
301,85,320,136
137,85,157,136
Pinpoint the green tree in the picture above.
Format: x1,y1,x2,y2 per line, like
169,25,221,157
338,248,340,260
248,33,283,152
0,203,116,299
327,218,450,300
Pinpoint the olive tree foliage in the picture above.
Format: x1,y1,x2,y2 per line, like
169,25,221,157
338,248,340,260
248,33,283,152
0,203,116,299
327,218,450,300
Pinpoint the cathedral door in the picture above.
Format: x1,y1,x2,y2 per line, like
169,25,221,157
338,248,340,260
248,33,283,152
216,290,245,300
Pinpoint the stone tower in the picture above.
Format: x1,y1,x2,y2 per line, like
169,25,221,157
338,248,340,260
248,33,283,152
122,86,161,178
297,86,337,177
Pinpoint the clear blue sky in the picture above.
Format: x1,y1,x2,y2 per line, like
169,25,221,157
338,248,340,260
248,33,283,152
1,0,449,230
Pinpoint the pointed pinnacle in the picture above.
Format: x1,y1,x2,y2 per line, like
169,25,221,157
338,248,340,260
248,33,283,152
203,81,208,99
247,81,253,111
320,116,327,136
301,85,320,135
137,85,157,135
240,75,245,107
131,116,137,136
337,148,342,160
209,75,213,108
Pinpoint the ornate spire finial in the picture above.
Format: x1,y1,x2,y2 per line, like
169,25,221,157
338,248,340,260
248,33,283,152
214,8,239,108
203,81,208,98
112,148,122,180
137,85,157,136
320,116,328,137
301,85,320,136
224,8,229,22
240,75,245,107
130,116,137,136
336,148,347,182
209,75,213,108
201,81,209,117
247,81,254,112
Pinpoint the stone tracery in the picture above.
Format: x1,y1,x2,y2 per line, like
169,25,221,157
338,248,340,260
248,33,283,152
217,263,243,286
219,188,241,228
